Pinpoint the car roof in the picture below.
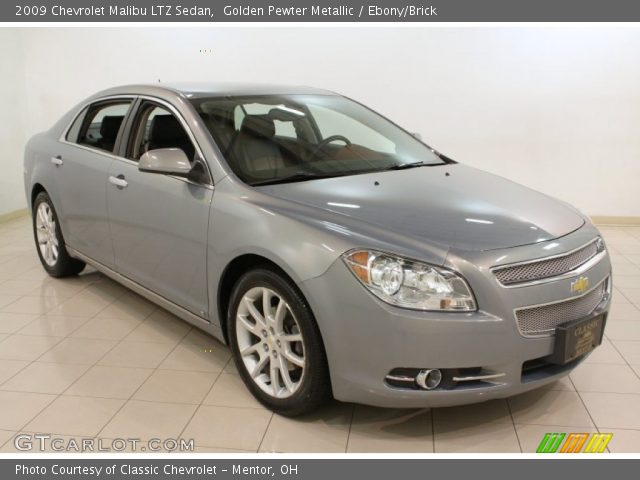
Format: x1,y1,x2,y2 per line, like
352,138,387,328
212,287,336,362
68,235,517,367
93,82,337,100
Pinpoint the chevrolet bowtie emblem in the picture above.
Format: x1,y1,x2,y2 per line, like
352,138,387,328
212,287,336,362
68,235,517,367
571,276,590,295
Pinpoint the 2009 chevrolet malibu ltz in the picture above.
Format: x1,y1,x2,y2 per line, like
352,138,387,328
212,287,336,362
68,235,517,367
24,83,612,416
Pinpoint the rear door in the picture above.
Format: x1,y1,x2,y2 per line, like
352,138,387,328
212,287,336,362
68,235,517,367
55,98,134,267
106,98,213,317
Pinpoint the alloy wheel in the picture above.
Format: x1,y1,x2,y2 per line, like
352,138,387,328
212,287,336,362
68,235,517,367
35,202,59,267
235,287,306,398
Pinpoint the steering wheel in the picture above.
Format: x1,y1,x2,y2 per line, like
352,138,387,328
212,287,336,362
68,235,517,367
307,135,352,162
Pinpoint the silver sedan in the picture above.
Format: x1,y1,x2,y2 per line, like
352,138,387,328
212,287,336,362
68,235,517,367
24,83,611,415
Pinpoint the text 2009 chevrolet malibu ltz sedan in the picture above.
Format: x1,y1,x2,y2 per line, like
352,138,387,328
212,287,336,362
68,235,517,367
24,83,611,416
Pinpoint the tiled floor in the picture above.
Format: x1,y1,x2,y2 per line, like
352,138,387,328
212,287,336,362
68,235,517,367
1,217,640,453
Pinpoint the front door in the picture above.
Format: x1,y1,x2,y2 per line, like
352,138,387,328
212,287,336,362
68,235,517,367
106,100,213,317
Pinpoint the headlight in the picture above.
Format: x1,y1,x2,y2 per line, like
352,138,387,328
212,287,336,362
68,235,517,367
343,250,477,311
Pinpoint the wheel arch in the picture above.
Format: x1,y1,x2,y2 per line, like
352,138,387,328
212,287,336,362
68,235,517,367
31,183,46,209
29,182,69,244
216,253,328,352
217,254,295,344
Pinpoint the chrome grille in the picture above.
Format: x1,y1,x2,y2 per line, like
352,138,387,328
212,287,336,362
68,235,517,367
515,280,607,336
494,239,600,286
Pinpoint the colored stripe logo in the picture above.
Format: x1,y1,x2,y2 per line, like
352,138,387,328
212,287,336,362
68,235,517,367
537,433,612,453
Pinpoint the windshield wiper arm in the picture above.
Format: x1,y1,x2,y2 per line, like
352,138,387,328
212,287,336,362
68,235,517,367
250,171,343,186
384,161,432,171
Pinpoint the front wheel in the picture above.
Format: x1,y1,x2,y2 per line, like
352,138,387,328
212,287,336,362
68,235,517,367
32,191,85,277
228,268,331,416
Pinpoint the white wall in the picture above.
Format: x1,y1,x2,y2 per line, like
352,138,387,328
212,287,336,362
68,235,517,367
0,30,27,215
3,27,640,216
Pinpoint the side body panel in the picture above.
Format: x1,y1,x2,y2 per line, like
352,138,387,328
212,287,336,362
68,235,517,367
106,158,213,317
49,144,115,267
25,132,116,268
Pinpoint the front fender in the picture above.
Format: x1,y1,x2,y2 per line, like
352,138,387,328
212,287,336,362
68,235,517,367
206,176,450,326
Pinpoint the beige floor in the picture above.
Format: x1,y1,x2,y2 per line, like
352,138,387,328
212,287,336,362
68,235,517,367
1,216,640,453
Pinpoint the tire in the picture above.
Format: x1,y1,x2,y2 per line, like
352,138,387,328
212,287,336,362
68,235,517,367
32,191,85,277
228,267,331,416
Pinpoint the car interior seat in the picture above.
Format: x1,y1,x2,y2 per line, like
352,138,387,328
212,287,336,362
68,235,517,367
146,115,195,161
232,114,286,178
97,116,124,152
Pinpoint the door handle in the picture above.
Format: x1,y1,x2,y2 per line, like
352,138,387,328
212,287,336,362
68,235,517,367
109,175,128,189
51,156,63,167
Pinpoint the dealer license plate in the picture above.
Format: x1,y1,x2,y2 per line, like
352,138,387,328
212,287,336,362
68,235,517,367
546,314,605,365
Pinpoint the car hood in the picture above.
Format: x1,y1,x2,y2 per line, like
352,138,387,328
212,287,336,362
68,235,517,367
256,164,585,252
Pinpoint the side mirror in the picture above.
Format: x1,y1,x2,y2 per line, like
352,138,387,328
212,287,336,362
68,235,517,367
139,148,192,177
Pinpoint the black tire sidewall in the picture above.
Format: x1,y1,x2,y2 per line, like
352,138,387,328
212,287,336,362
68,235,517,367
228,268,330,416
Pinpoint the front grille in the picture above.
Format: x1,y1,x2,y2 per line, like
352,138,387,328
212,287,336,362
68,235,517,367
515,279,607,336
494,239,600,286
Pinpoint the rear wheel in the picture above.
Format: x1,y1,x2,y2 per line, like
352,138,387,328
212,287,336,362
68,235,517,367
32,191,85,277
228,268,331,416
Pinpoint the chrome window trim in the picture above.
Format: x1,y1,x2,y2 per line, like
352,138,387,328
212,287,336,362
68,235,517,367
513,276,610,338
490,238,605,289
58,93,214,188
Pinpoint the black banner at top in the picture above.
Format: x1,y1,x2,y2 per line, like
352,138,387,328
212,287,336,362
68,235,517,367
5,0,640,22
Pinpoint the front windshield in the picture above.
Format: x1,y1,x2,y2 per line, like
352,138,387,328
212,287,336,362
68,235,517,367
191,94,445,185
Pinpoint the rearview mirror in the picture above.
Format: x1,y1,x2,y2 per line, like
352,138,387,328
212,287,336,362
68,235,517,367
411,132,423,140
139,148,192,177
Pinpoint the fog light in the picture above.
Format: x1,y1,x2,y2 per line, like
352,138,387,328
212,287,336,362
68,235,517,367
416,369,442,390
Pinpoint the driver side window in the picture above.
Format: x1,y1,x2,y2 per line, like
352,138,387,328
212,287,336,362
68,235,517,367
128,102,196,162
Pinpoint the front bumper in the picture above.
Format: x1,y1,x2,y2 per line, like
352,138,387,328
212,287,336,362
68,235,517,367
300,224,611,408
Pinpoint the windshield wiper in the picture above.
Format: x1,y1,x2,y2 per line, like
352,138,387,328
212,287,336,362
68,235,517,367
384,161,435,171
250,171,344,186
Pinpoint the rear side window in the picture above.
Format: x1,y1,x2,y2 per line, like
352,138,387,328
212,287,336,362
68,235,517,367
65,107,87,143
73,101,132,153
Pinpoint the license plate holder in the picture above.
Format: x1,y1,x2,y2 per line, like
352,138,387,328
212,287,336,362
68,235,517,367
546,314,606,365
